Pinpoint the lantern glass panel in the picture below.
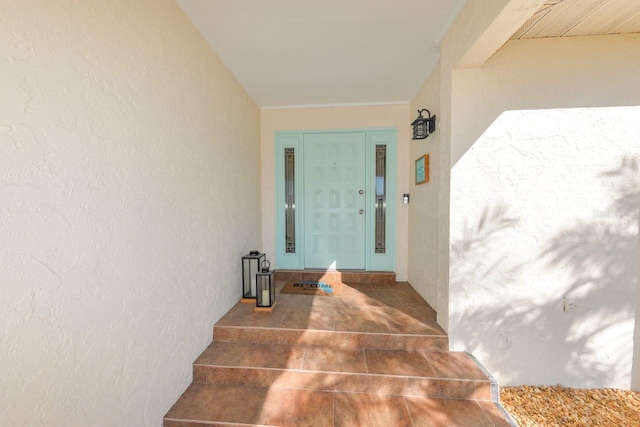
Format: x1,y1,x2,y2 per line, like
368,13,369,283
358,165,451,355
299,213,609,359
413,120,428,139
270,280,275,305
242,253,264,298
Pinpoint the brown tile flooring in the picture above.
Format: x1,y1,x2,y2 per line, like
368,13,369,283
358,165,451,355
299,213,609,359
217,281,447,334
165,384,509,427
164,279,513,427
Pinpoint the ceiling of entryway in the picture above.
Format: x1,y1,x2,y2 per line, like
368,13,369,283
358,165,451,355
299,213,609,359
176,0,467,108
177,0,640,108
512,0,640,39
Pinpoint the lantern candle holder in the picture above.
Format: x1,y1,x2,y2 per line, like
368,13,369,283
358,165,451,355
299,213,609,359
241,251,265,303
255,259,276,311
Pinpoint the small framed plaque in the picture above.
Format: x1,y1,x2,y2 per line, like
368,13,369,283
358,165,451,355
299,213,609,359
415,154,429,185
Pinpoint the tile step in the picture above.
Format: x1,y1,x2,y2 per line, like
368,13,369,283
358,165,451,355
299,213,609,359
191,342,495,401
165,280,517,426
213,325,449,352
275,269,396,285
194,366,493,401
164,383,514,427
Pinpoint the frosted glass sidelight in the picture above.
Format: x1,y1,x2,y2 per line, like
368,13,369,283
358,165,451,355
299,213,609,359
375,145,386,254
284,147,296,253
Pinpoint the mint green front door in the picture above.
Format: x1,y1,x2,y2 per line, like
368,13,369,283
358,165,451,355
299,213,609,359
303,132,366,269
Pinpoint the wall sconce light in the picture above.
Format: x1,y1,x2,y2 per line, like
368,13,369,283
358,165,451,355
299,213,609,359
411,109,436,140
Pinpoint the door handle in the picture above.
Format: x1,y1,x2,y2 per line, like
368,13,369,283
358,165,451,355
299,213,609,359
359,190,364,195
359,209,364,215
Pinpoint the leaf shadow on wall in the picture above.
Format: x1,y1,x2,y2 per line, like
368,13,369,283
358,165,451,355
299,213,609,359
451,156,639,387
541,156,639,385
450,201,525,364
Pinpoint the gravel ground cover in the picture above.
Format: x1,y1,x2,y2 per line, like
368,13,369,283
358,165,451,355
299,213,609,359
500,385,640,426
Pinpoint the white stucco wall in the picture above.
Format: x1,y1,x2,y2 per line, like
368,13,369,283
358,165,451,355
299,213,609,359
449,35,640,389
0,1,260,425
260,104,411,281
423,0,545,331
408,69,441,308
452,35,640,166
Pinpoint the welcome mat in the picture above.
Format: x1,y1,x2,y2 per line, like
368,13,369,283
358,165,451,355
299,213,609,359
280,280,343,296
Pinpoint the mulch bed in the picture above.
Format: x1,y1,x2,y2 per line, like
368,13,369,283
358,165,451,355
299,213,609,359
500,385,640,426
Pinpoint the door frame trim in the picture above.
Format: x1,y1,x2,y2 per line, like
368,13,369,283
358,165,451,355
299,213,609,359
275,128,397,271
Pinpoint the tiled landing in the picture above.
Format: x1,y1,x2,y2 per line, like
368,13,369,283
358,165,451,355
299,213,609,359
214,281,449,352
164,279,514,426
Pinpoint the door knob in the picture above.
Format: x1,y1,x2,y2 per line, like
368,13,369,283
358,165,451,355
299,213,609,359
359,209,364,214
359,190,364,195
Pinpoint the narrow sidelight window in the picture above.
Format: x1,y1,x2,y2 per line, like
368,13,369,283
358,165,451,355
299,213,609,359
284,147,296,253
375,145,386,254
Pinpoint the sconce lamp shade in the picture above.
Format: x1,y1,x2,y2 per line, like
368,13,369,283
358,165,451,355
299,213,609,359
412,109,436,140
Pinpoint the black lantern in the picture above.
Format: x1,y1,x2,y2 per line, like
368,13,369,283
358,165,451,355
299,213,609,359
242,251,265,301
411,109,436,140
255,259,275,311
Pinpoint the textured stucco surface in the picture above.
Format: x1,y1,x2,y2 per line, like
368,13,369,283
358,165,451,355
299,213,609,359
410,0,542,330
449,35,640,388
0,1,260,425
452,35,640,166
260,104,411,281
408,68,441,309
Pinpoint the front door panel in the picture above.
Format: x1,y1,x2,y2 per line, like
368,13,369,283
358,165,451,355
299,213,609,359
304,133,366,269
